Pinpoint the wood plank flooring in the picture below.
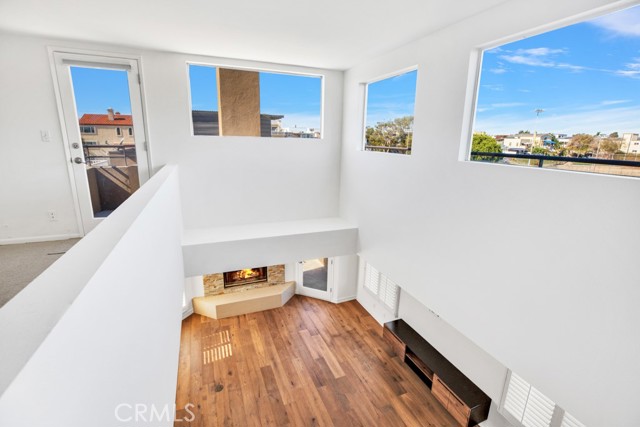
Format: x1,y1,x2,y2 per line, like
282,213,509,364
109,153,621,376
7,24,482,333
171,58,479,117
175,295,459,427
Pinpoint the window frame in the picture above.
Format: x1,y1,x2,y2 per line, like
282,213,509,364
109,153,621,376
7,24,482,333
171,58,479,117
80,125,96,134
116,127,121,136
460,2,639,179
361,66,418,156
185,61,325,139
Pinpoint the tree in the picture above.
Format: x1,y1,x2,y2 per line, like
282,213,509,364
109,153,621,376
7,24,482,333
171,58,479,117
517,130,530,134
567,133,596,156
532,147,549,155
365,116,414,154
609,132,619,138
599,137,622,159
471,133,502,162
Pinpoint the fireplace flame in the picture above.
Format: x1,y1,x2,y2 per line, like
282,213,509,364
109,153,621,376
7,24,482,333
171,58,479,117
239,269,259,279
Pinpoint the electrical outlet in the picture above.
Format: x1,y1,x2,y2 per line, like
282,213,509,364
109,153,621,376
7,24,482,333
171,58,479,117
47,210,57,221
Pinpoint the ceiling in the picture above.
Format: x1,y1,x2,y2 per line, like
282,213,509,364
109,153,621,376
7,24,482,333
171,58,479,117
0,0,508,69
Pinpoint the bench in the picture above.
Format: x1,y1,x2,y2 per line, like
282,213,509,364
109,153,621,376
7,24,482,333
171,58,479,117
192,281,295,319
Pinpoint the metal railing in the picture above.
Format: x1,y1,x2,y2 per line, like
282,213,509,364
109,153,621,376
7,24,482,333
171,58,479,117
470,152,640,169
365,144,411,154
83,144,136,166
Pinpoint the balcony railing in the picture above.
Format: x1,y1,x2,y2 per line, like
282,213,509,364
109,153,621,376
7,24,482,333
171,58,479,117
471,151,640,177
365,144,411,154
83,144,137,167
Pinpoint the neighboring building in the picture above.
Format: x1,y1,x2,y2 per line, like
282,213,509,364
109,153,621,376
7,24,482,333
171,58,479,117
502,133,540,152
621,133,640,154
270,120,321,138
192,110,284,137
79,108,134,145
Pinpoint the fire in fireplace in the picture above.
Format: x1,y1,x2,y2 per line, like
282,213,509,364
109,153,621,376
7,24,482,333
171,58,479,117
223,267,268,288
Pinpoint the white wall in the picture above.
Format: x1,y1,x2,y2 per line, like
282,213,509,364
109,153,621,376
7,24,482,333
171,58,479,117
0,34,81,242
182,218,358,277
0,166,184,426
341,1,640,425
332,254,358,302
0,31,343,242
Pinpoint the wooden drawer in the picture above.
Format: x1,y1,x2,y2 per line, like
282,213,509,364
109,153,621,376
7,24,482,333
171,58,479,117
431,375,450,408
449,404,469,427
448,391,471,418
383,326,406,359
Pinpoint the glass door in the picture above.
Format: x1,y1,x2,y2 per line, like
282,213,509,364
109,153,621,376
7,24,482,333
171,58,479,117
296,258,333,301
53,52,150,234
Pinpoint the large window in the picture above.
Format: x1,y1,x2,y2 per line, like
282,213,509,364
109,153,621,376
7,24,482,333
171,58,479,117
364,69,417,155
188,64,322,138
470,5,640,178
501,371,586,427
363,262,400,315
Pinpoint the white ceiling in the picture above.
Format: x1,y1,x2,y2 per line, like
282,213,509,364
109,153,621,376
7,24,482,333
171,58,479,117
0,0,508,69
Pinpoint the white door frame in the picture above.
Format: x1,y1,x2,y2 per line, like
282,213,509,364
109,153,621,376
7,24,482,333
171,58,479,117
49,47,152,235
296,257,335,302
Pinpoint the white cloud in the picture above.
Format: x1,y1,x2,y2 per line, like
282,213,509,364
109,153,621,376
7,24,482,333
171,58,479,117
475,105,640,135
490,68,507,74
590,7,640,37
515,47,566,56
482,84,504,91
499,47,587,72
601,100,631,106
500,54,555,67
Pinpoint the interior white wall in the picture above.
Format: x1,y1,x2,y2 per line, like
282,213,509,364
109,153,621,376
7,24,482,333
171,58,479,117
0,34,81,242
182,219,357,277
332,254,358,302
0,31,343,242
0,166,184,426
341,1,640,425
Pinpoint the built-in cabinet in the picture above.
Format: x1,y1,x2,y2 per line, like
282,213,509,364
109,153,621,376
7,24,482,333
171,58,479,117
383,319,491,427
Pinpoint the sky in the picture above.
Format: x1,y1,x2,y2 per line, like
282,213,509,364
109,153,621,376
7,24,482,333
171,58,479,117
365,70,417,127
474,5,640,136
70,67,132,115
189,65,322,130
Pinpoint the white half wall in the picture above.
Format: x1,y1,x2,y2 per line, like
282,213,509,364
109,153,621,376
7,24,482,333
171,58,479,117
0,31,344,242
182,218,358,277
340,0,640,425
0,166,184,426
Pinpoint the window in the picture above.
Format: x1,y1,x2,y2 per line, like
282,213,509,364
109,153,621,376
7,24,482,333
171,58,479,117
501,371,587,427
469,5,640,178
364,69,417,155
79,125,95,134
188,64,322,138
116,127,121,136
128,127,133,136
363,262,400,315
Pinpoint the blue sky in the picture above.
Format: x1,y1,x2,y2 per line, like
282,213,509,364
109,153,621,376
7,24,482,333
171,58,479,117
475,5,640,136
365,70,417,127
70,67,132,115
189,65,322,129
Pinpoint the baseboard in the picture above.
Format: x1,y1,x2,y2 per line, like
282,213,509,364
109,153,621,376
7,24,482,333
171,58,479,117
182,306,194,320
0,233,82,245
334,295,357,303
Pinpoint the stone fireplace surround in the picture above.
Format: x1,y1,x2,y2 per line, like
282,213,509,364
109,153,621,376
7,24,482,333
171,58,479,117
203,264,285,296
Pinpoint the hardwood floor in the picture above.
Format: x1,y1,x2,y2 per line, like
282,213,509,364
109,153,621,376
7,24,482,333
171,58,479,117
175,295,459,426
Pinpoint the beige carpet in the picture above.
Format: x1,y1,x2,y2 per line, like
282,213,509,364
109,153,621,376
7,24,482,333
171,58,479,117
0,238,80,308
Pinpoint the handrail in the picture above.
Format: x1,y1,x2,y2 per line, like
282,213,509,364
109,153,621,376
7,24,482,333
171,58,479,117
470,152,640,168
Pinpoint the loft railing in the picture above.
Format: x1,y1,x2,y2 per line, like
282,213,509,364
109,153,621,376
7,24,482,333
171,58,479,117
471,151,640,171
365,144,411,153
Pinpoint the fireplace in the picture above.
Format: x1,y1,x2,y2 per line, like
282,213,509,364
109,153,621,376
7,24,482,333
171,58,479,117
223,267,268,288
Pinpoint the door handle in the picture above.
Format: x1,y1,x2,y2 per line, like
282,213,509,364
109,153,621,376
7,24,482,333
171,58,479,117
73,157,86,164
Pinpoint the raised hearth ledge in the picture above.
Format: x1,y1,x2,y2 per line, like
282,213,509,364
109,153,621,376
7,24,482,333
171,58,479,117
192,281,295,319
